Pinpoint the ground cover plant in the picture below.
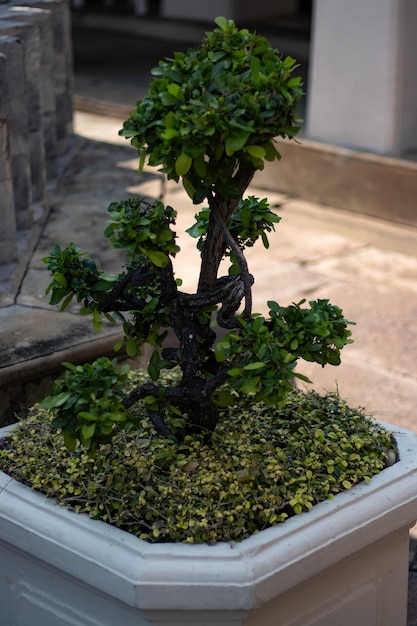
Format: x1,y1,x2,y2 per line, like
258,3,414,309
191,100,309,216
0,385,395,543
0,17,397,543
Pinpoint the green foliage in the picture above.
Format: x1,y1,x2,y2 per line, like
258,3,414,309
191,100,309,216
43,243,117,329
120,16,302,202
215,299,353,404
43,218,175,349
267,299,354,367
1,385,396,543
227,196,281,250
116,273,173,353
105,198,180,267
188,196,280,258
39,19,356,455
40,358,134,455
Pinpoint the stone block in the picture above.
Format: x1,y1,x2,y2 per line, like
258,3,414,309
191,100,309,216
0,18,46,204
11,153,32,229
0,18,41,131
0,34,32,229
28,129,47,203
7,6,58,176
0,0,74,270
0,110,17,263
13,0,74,152
42,111,58,176
0,51,6,119
0,54,10,180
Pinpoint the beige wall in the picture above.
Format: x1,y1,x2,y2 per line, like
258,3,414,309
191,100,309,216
307,0,417,156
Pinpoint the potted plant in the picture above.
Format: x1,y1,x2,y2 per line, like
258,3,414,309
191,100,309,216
1,17,417,626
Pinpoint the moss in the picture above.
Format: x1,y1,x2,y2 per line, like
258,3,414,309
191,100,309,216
0,380,396,544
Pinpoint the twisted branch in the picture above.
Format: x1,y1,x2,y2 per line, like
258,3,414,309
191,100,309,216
207,191,253,321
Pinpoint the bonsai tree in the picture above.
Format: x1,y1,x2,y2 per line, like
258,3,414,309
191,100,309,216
42,17,353,454
1,18,396,544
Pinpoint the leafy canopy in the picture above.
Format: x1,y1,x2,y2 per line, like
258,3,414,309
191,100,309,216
120,16,303,202
41,18,354,455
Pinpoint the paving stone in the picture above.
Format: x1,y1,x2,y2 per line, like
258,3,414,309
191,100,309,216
297,355,417,434
74,110,132,145
0,304,118,370
279,197,417,259
310,246,417,294
16,267,54,308
308,282,417,382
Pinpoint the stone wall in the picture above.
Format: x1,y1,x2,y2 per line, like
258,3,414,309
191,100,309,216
0,0,73,266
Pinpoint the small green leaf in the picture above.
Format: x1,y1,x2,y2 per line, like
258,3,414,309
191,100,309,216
104,312,117,325
245,145,266,159
182,176,196,200
161,128,180,140
119,364,131,376
49,287,66,306
91,279,113,292
212,391,234,407
287,76,301,87
148,349,162,381
250,56,261,84
92,311,102,332
293,372,312,384
279,87,293,102
81,423,96,440
41,391,71,409
167,83,181,98
263,141,282,161
60,293,74,311
126,338,138,357
241,376,260,395
160,92,177,106
243,362,265,371
283,55,297,68
63,431,77,452
226,368,242,377
326,350,341,366
146,250,169,268
175,153,192,176
193,157,207,178
53,272,67,287
225,131,250,156
164,111,175,128
215,15,228,30
114,339,124,352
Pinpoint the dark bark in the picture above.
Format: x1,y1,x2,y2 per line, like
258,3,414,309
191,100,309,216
197,164,255,294
102,167,256,439
123,368,229,409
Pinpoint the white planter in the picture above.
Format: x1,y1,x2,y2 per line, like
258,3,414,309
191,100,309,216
1,422,417,626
